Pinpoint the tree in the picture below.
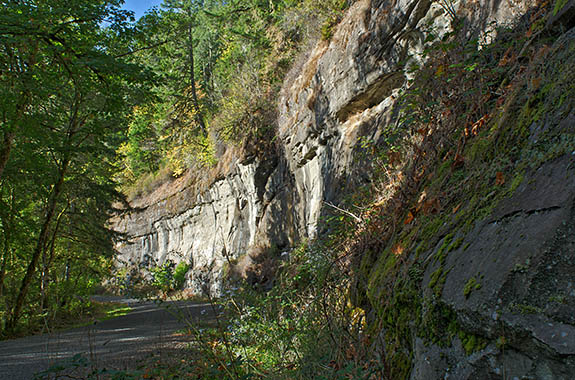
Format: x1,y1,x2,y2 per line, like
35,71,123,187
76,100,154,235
0,0,150,332
161,0,209,136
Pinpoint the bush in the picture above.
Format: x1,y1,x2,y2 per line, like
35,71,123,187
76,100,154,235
150,261,190,293
173,262,190,290
150,261,175,292
133,234,380,379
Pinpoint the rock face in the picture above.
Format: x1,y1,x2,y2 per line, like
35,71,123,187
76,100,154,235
407,24,575,378
112,156,296,295
415,155,575,379
112,0,575,377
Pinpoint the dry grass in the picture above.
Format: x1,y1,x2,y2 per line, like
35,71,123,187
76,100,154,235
119,140,247,215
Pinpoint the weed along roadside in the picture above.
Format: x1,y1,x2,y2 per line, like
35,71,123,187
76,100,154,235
1,0,575,379
0,298,132,341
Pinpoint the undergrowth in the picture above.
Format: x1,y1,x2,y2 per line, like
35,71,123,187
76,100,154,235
178,237,383,379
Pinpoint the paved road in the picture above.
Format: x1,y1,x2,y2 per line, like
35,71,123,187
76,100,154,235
0,297,217,379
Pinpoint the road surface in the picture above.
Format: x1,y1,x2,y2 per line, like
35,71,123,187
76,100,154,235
0,297,216,379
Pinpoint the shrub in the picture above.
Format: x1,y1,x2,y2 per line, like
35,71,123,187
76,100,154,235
150,261,176,293
150,261,190,293
172,262,190,290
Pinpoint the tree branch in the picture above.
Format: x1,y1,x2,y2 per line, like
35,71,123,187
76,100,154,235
114,39,170,58
324,201,363,223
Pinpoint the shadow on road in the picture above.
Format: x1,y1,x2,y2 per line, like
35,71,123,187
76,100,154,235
0,297,219,379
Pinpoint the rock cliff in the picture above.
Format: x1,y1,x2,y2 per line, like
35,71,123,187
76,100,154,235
112,0,538,294
111,0,575,377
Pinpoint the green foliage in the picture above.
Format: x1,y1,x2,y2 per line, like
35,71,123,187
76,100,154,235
0,0,152,335
173,262,190,290
509,302,542,315
116,0,354,195
316,0,349,40
211,61,276,145
459,330,487,355
150,261,175,292
553,0,569,15
117,105,162,180
150,261,190,292
321,15,339,40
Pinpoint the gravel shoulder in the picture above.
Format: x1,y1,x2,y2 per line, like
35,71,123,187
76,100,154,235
0,297,217,379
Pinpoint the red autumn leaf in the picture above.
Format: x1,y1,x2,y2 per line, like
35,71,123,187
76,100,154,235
470,114,490,136
496,172,505,186
415,167,426,182
388,151,401,166
346,345,357,359
404,211,415,225
535,44,551,60
416,127,428,136
422,198,441,215
498,47,513,66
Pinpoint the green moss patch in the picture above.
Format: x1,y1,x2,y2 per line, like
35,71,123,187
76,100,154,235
463,277,482,299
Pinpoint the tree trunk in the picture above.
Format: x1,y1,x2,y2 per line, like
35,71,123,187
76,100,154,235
0,186,15,299
6,156,70,331
0,131,14,181
187,22,206,136
0,237,8,300
40,207,66,311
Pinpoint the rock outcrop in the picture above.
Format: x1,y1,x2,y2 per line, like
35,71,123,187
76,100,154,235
112,0,575,377
111,155,296,295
